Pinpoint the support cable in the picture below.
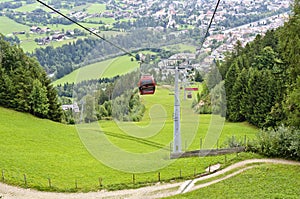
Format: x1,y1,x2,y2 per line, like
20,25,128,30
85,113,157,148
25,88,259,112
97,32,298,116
198,0,221,51
36,0,136,59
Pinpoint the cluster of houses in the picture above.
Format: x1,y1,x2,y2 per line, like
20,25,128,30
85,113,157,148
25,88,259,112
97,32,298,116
62,103,80,113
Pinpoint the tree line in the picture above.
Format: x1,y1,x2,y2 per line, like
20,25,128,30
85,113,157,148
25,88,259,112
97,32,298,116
212,0,300,160
220,12,299,129
0,35,63,122
58,70,145,124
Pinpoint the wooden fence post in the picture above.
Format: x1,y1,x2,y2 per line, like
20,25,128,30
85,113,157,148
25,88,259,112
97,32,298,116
1,170,4,182
132,174,135,184
24,174,27,188
158,172,160,182
99,177,102,188
200,138,202,149
170,142,172,157
179,169,182,178
48,178,51,188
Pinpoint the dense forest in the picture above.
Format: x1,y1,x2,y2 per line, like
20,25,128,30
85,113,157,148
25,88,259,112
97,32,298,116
191,0,300,130
0,35,63,122
204,0,300,160
219,0,300,129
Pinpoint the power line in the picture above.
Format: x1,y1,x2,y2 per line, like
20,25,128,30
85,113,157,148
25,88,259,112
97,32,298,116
198,0,221,52
36,0,136,59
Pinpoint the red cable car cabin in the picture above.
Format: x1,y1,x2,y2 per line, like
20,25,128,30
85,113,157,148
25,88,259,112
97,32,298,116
138,75,156,95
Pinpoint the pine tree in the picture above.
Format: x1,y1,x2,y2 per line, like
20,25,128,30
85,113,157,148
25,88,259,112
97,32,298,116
224,62,240,120
29,79,49,117
0,35,63,122
229,68,247,122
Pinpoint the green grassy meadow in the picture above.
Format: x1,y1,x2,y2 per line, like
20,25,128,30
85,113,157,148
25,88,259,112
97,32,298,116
86,3,107,14
167,164,300,199
163,44,197,53
53,55,139,85
0,84,262,192
0,16,30,35
14,2,46,12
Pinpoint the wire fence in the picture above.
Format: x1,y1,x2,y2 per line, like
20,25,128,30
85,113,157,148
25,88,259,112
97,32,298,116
0,152,243,192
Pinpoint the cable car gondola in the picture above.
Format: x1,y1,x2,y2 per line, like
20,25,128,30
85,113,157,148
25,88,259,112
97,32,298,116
138,75,156,95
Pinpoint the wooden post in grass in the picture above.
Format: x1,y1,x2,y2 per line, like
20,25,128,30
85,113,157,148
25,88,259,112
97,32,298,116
75,179,78,189
99,177,102,188
132,174,135,184
169,142,172,157
200,138,202,149
158,172,160,182
24,174,27,188
224,155,227,164
244,135,247,146
1,170,4,182
48,178,51,188
179,169,182,178
194,168,196,177
208,165,211,173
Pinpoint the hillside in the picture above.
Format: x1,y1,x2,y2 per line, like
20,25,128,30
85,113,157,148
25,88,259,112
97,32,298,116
219,0,300,129
53,54,139,86
0,85,260,191
0,36,62,121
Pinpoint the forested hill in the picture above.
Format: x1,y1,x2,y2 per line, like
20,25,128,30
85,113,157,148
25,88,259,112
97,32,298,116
0,35,63,122
220,0,300,128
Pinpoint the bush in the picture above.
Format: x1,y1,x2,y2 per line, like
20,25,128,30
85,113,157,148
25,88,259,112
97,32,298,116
224,136,245,148
251,126,300,160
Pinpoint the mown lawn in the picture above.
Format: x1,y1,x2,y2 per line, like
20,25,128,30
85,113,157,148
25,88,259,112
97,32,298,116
167,164,300,199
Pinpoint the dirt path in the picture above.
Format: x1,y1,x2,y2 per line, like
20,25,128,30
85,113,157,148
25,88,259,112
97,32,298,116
0,159,299,199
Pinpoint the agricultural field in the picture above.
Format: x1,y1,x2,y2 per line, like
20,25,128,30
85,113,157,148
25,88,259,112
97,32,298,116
85,3,107,14
167,164,300,198
0,84,260,192
53,54,139,86
14,2,46,12
163,44,197,53
0,16,30,35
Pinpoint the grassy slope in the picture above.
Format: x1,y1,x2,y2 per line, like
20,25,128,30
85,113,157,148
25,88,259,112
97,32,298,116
0,86,261,191
85,3,107,14
14,2,47,12
0,16,30,35
53,55,139,86
167,164,300,199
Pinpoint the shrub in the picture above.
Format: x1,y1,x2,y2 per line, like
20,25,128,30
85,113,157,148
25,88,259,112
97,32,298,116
251,126,300,160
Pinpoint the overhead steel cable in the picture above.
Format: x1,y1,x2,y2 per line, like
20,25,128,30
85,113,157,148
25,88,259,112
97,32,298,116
36,0,136,59
198,0,221,51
